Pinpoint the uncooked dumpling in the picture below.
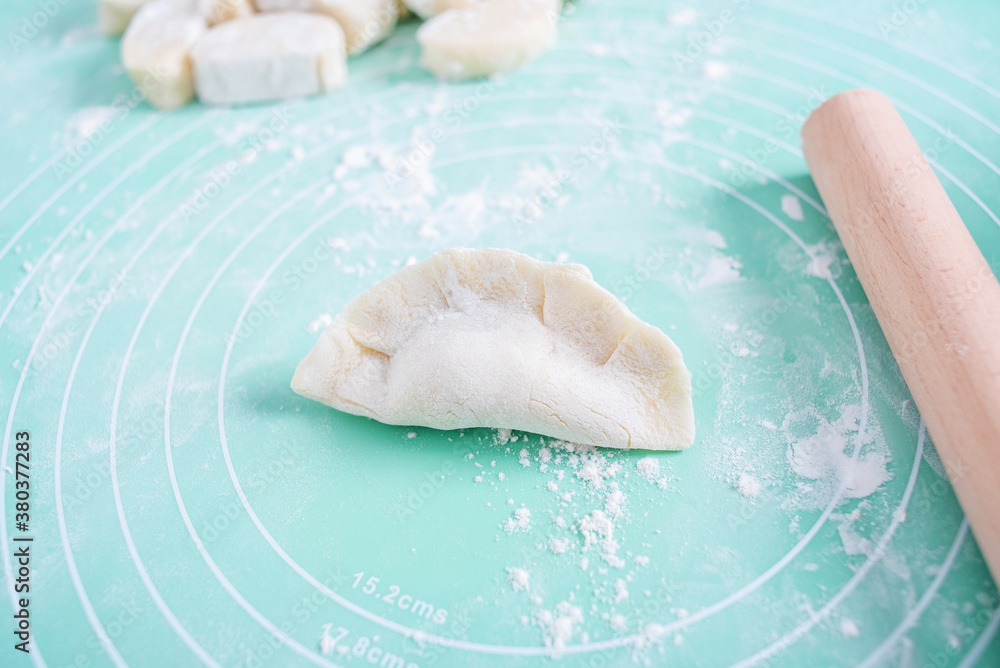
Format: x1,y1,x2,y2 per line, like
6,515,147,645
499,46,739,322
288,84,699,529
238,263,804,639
121,0,206,110
199,0,254,25
416,0,559,79
291,248,695,450
253,0,397,54
191,12,347,105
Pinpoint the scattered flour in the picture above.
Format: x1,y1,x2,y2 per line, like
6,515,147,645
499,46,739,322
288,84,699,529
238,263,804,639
702,60,730,80
705,230,727,248
613,579,629,603
636,457,660,480
503,507,531,534
549,537,570,554
781,193,805,221
840,617,860,638
67,106,121,142
786,405,889,501
536,601,584,653
698,255,742,288
579,510,625,569
804,241,843,280
735,473,762,498
306,313,334,333
668,8,697,26
508,567,531,592
604,483,627,518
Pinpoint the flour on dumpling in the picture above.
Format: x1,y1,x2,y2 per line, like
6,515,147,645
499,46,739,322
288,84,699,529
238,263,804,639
292,248,695,450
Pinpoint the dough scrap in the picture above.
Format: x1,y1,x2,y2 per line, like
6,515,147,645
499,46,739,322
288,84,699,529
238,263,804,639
416,0,560,79
254,0,398,54
121,0,206,110
191,12,347,105
292,248,695,450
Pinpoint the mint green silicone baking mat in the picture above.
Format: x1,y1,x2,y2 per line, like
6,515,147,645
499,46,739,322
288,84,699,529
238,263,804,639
1,0,999,666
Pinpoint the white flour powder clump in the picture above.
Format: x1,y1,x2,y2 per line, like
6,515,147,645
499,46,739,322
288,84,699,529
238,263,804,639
504,507,531,534
786,405,889,501
508,567,530,592
535,601,584,653
637,457,660,480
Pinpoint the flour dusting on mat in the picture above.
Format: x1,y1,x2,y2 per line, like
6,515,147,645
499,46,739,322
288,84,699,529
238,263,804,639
508,567,530,592
636,457,660,480
781,193,805,221
785,405,890,504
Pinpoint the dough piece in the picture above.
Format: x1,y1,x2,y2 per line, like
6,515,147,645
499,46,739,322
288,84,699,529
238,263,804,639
191,13,347,106
99,0,151,36
291,248,695,450
252,0,397,54
316,0,398,55
199,0,255,25
416,0,559,79
251,0,313,8
121,0,206,110
401,0,475,20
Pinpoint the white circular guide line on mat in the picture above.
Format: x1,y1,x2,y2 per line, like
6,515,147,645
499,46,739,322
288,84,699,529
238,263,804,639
106,184,325,667
857,519,971,668
141,98,844,656
744,16,1000,138
0,146,71,260
762,1,1000,103
202,136,875,655
529,62,997,231
0,113,218,668
959,604,1000,668
0,116,161,312
726,39,1000,181
105,95,424,664
58,123,263,667
733,421,927,667
595,30,1000,184
6,74,411,666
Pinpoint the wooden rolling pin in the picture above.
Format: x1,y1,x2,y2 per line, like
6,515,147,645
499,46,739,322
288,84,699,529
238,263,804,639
801,89,1000,583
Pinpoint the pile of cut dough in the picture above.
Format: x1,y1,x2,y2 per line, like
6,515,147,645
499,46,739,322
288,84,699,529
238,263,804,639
103,0,564,109
292,248,696,450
